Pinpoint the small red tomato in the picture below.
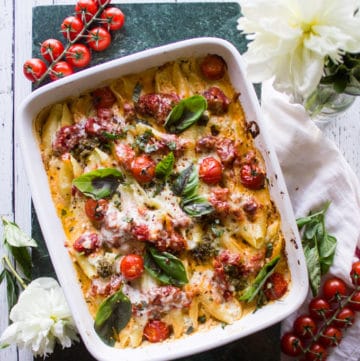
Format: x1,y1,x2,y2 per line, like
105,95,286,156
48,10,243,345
61,16,84,41
350,261,360,286
293,315,317,339
200,54,226,80
73,232,99,255
143,320,170,343
349,290,360,311
66,43,91,68
97,0,111,5
319,326,342,347
305,343,327,361
75,0,98,22
23,58,47,82
323,277,347,302
240,163,265,190
84,198,108,222
332,307,355,328
131,155,156,183
87,27,111,51
199,157,222,184
49,61,74,81
114,142,135,170
308,297,332,320
120,254,144,280
263,272,288,300
40,39,64,63
92,87,116,108
280,332,304,357
100,7,125,31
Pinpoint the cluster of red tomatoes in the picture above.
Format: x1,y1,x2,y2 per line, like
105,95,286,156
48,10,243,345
23,0,125,83
281,261,360,361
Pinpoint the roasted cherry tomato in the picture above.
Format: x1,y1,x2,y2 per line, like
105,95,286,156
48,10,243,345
199,157,223,184
200,54,226,80
92,87,116,108
114,142,135,170
40,39,64,63
23,58,47,82
293,315,317,339
100,7,125,31
308,297,332,320
319,325,342,347
75,0,99,22
143,320,170,343
61,16,84,41
49,61,74,81
263,272,288,300
84,198,108,222
87,27,111,51
349,290,360,311
332,306,355,328
73,232,99,255
120,254,144,280
240,163,265,190
280,332,304,357
305,343,327,361
65,43,91,68
323,277,347,301
130,155,156,183
350,261,360,286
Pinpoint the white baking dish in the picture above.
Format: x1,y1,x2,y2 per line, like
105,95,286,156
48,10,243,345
17,37,308,361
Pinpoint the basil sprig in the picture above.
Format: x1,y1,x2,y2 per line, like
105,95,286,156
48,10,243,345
72,168,123,200
172,165,214,217
144,246,188,286
165,95,207,134
155,152,175,180
238,256,280,303
296,201,337,296
94,288,132,346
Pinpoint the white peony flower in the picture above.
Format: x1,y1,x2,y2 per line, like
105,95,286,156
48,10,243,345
0,277,78,357
237,0,360,100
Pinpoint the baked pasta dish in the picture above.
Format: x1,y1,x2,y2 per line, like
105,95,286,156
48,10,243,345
35,54,290,347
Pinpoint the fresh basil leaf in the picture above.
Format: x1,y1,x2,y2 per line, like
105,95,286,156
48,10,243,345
72,168,123,200
182,196,214,217
94,289,131,346
319,233,337,275
145,247,188,285
165,95,207,134
238,256,280,302
303,243,321,296
155,152,175,180
172,165,195,197
2,218,37,248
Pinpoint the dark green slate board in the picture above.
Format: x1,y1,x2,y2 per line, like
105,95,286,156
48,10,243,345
31,3,278,361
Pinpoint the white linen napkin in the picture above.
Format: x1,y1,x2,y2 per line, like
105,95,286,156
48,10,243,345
261,81,360,361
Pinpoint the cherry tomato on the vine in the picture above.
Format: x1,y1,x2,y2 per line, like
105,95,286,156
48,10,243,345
97,0,111,5
61,16,84,41
349,290,360,311
332,306,355,328
308,297,332,320
319,325,342,347
130,155,156,183
66,43,91,68
305,343,327,361
199,157,222,184
84,198,108,222
280,332,304,357
143,320,170,343
120,254,144,280
100,7,125,31
322,277,347,301
75,0,98,22
293,315,317,339
40,39,64,63
23,58,47,82
87,27,111,51
49,61,74,81
350,261,360,286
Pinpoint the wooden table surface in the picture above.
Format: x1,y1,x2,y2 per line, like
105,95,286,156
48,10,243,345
1,1,360,360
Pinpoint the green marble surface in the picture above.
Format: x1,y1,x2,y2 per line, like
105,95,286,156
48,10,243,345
31,3,279,360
